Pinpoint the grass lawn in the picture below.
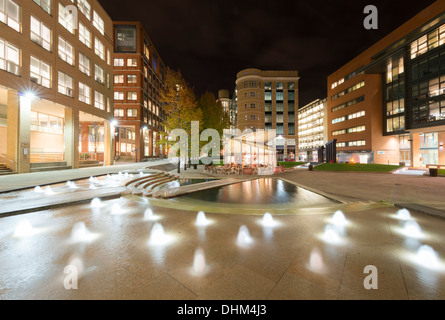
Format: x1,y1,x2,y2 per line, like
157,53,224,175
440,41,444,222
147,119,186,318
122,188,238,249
313,163,402,172
278,161,307,168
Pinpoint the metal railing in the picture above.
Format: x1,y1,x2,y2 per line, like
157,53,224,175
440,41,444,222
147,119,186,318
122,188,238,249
0,154,15,172
30,153,65,163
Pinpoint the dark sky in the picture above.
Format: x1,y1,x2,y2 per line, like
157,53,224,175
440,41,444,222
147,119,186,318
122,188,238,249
100,0,437,107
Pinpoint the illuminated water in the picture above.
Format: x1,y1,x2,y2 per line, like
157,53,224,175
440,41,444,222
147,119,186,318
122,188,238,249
179,178,337,206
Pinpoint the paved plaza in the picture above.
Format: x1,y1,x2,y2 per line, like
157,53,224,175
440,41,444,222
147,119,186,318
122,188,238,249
0,164,445,300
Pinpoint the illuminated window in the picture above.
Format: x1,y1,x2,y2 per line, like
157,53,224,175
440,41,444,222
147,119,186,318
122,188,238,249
78,0,91,20
33,0,51,14
58,37,74,65
79,82,91,104
30,16,51,51
30,56,51,88
114,58,124,67
127,109,137,117
79,52,90,76
58,71,73,97
94,38,104,60
58,3,74,34
0,0,20,32
94,91,104,110
0,38,20,75
93,11,104,35
94,64,104,84
114,74,124,84
79,23,91,48
114,91,124,100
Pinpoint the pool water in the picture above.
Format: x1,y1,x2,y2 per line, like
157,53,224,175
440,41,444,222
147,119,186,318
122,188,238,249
159,179,216,190
179,178,338,206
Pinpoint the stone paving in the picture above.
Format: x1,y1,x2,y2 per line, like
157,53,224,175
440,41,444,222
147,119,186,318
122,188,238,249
0,164,444,300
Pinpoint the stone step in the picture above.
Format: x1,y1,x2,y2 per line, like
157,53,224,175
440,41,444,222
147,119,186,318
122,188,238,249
30,165,72,173
30,162,68,168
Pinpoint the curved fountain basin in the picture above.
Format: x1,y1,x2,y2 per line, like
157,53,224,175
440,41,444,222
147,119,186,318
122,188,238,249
142,178,346,215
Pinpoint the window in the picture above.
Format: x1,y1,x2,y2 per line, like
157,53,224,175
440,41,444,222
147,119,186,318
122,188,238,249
31,16,51,51
93,11,104,35
115,25,137,52
127,109,137,117
348,110,366,120
127,75,137,84
331,81,365,101
332,117,346,124
127,91,137,101
276,82,283,90
411,25,445,60
79,23,91,48
288,91,295,101
114,108,124,117
387,116,405,132
94,65,104,84
114,58,124,67
276,114,284,123
33,0,51,14
79,82,91,104
276,102,284,112
58,37,74,65
0,38,20,75
114,74,124,84
114,92,124,100
58,71,73,97
288,124,295,135
250,103,255,109
288,82,295,90
0,0,20,32
127,58,137,67
276,91,284,101
94,38,104,60
332,129,346,136
249,80,256,88
332,95,365,112
250,115,256,120
78,0,91,20
94,91,104,110
58,3,74,34
347,125,366,133
250,92,256,97
30,57,51,88
79,53,90,76
264,82,272,90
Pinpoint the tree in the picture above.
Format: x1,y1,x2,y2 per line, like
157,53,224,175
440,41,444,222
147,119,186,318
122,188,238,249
159,67,202,157
197,91,231,136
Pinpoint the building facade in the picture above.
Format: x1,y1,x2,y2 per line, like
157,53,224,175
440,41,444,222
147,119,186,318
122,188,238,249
298,98,328,162
236,69,299,161
113,21,166,163
328,0,445,167
0,0,114,173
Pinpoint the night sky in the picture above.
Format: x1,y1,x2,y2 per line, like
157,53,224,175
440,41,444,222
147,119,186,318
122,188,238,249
100,0,437,107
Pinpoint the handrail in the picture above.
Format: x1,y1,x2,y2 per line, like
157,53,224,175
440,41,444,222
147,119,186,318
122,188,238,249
0,154,15,172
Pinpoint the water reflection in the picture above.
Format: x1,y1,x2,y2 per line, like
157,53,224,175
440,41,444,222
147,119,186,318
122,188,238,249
182,178,337,206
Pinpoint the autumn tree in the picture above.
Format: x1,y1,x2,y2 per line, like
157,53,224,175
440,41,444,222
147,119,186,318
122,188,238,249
197,91,231,136
159,67,202,158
